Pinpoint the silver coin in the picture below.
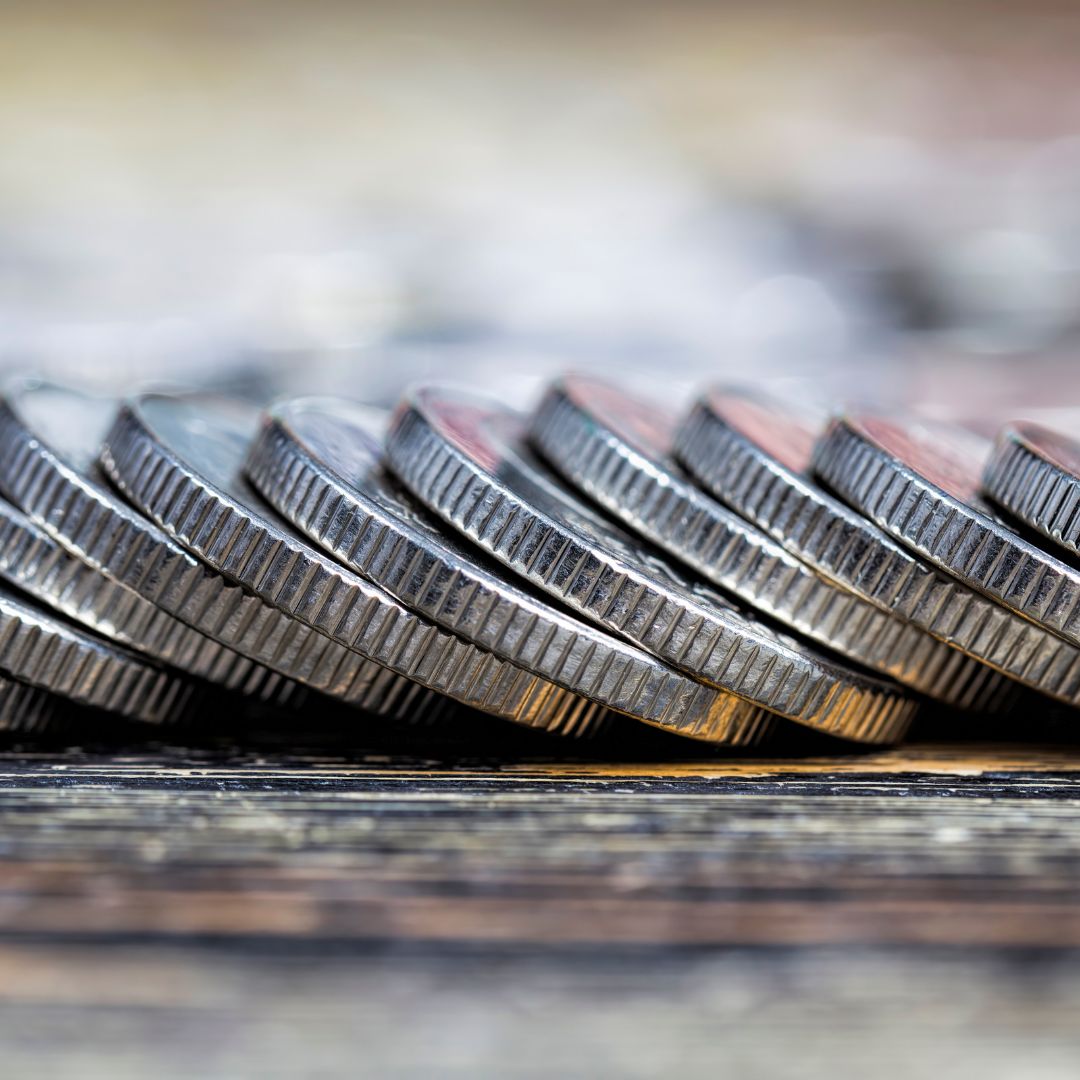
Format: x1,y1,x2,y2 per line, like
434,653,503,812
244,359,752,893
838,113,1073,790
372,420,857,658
384,385,918,744
983,422,1080,559
0,489,309,708
0,587,195,723
0,674,63,734
100,393,613,738
0,382,428,720
530,374,1008,713
244,396,773,744
673,386,1079,709
813,411,1080,656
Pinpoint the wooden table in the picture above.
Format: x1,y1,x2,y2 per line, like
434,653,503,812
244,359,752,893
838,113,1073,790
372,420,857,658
2,725,1079,1077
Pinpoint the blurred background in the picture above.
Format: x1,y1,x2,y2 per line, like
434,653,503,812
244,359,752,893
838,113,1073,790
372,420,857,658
4,0,1080,410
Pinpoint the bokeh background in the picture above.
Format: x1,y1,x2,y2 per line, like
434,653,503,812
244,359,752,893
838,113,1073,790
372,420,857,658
4,0,1080,410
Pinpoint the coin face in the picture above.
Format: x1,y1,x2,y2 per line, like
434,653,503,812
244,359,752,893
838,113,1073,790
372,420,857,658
101,392,619,738
984,421,1080,559
814,411,1080,651
0,382,420,716
386,384,918,744
244,396,772,743
530,374,1009,713
673,386,1078,710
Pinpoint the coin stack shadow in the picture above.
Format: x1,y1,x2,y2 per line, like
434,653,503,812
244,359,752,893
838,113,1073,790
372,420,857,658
0,374,1072,753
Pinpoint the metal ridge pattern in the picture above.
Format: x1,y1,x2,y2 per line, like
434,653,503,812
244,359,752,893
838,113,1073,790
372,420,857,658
674,394,1080,708
813,416,1080,652
0,589,195,723
244,403,772,742
0,393,422,719
0,492,307,707
0,674,62,733
100,398,612,739
384,388,917,744
984,424,1080,558
532,380,1008,713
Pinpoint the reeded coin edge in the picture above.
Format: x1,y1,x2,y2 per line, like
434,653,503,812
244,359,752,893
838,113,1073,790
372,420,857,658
532,384,1006,712
0,397,424,717
812,417,1080,650
101,401,611,738
675,399,1080,709
984,427,1080,558
386,396,915,744
0,673,62,733
0,591,195,723
246,412,771,740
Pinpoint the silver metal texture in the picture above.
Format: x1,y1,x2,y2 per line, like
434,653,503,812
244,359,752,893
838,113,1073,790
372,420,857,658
673,386,1079,709
100,393,614,738
384,385,918,744
0,673,64,734
244,396,773,742
812,411,1080,658
984,422,1080,559
0,382,427,719
531,374,1008,713
0,587,195,723
0,490,309,708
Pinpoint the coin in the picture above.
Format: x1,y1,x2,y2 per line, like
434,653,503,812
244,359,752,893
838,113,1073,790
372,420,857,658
100,393,614,738
813,412,1080,655
0,489,306,708
0,587,195,723
0,674,62,734
0,382,430,720
244,396,773,744
983,422,1080,559
673,386,1080,709
385,385,917,744
530,374,1008,712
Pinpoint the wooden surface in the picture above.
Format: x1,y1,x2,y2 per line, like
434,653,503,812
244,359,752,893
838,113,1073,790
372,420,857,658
2,724,1080,1076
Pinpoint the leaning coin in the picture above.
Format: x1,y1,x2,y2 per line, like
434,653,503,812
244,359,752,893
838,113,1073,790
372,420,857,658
100,393,613,738
385,385,917,744
531,374,1008,713
813,412,1080,654
0,490,309,708
0,588,195,723
673,386,1080,709
0,674,63,734
245,396,772,745
0,382,430,720
984,422,1080,559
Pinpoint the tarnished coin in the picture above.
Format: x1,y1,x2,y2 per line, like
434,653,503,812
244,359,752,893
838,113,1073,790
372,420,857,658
0,674,63,734
385,385,918,744
100,393,614,738
673,386,1080,709
0,382,430,720
813,412,1080,656
984,423,1080,559
244,396,772,744
531,374,1009,712
0,587,195,723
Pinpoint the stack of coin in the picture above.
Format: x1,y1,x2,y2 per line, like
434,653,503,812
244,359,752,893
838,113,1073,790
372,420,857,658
0,370,1077,749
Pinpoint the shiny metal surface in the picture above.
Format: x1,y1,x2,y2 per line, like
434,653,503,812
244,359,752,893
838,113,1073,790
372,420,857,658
101,393,613,737
0,383,423,718
0,587,194,723
532,374,1010,712
673,386,1080,708
0,674,63,733
245,397,771,741
813,412,1080,654
984,422,1080,559
385,385,917,744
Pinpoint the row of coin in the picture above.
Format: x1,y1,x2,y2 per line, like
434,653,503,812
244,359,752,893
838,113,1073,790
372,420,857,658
0,375,1074,748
